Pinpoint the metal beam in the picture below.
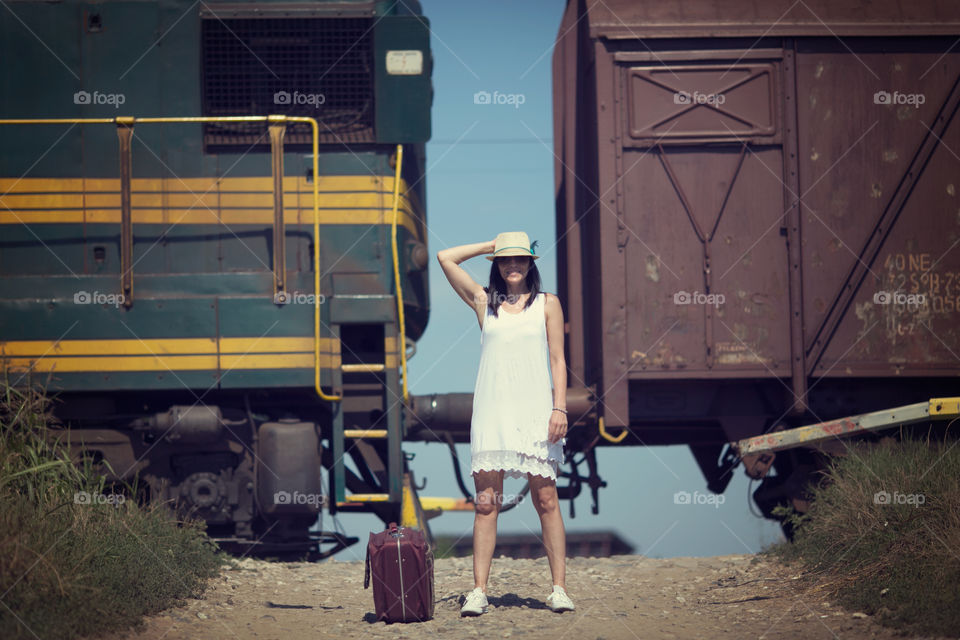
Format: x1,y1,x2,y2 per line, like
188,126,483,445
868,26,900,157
734,397,960,455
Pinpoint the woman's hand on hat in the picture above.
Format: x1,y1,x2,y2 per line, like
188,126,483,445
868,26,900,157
548,409,568,443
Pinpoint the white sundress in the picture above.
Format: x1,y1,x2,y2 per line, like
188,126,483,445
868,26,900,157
470,291,565,481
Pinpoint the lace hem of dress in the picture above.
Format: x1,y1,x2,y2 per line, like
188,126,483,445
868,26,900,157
470,449,560,480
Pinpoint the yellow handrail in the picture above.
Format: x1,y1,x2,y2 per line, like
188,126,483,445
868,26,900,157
389,144,409,402
0,115,341,401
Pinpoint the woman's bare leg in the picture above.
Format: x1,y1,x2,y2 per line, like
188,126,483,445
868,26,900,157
472,470,503,591
529,472,566,589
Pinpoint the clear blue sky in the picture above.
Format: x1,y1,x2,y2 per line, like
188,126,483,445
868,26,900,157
326,0,784,561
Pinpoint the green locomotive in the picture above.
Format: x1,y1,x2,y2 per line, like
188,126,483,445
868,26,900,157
0,0,432,557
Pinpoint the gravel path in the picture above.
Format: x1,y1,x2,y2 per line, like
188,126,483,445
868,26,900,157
97,553,948,640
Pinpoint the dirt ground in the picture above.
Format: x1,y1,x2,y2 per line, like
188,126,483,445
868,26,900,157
97,553,949,640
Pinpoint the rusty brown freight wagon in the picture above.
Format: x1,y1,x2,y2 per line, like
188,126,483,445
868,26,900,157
550,0,960,514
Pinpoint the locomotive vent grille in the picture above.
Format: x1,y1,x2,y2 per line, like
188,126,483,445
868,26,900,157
201,17,374,151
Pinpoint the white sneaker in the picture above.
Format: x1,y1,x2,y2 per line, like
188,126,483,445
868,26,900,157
460,587,488,616
546,585,575,612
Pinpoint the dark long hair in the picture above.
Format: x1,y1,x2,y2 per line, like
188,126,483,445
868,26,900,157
484,256,542,317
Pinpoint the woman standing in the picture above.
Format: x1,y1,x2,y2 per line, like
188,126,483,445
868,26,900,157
436,231,576,616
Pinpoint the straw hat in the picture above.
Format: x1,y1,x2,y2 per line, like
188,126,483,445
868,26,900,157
486,231,539,261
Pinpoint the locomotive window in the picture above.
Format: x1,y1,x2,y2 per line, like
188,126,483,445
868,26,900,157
201,17,375,152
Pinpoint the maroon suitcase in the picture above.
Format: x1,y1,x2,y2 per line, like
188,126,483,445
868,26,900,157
363,522,435,623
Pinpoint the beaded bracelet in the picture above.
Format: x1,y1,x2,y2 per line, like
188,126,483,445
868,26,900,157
552,408,568,414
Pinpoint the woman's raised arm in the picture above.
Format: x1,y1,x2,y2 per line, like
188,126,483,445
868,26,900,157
437,240,496,325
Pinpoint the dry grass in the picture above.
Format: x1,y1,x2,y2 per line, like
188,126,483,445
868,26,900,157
0,382,226,639
768,435,960,637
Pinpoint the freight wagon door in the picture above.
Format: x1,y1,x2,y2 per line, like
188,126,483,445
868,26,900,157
610,49,793,379
794,39,960,378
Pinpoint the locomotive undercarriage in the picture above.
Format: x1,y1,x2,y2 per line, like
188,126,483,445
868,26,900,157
51,389,406,559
